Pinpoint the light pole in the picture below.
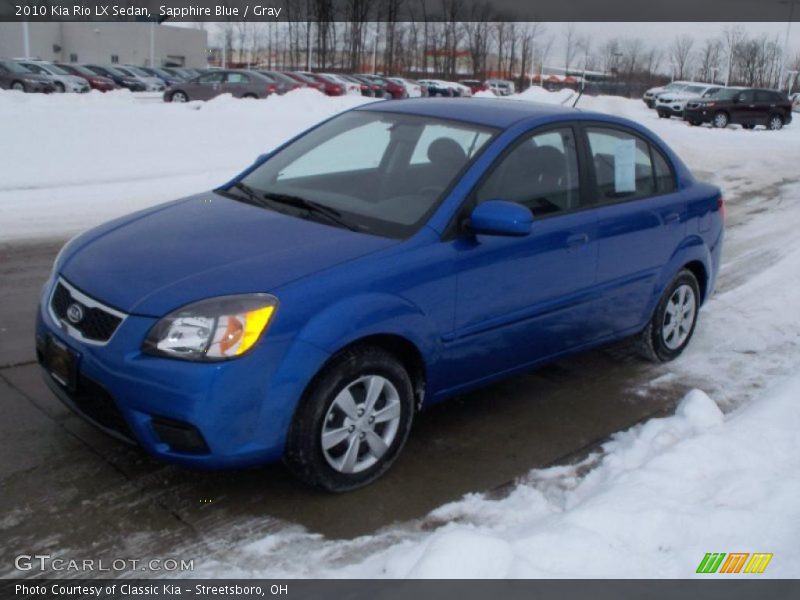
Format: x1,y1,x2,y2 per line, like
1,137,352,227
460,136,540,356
779,0,797,91
149,20,155,67
788,70,799,95
22,21,30,58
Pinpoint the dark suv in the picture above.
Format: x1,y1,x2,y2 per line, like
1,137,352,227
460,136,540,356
683,87,792,130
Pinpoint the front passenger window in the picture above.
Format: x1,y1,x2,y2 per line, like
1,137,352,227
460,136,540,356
475,128,580,217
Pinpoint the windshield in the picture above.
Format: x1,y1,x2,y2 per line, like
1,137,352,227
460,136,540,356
103,66,127,77
1,61,31,74
684,85,706,94
230,111,497,238
26,62,69,75
125,66,150,77
664,82,686,91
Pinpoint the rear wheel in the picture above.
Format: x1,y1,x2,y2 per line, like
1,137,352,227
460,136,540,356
54,82,65,93
242,93,258,99
639,269,701,362
170,90,188,103
10,81,25,92
284,345,414,492
767,114,784,131
712,111,729,128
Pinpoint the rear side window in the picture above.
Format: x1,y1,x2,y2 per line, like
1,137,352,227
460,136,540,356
653,151,676,194
476,127,581,216
587,127,656,202
227,73,250,84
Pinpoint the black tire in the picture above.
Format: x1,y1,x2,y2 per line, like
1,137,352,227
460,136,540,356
284,345,414,492
688,120,701,126
767,114,784,131
712,111,729,128
54,82,65,93
170,90,188,103
242,93,258,99
10,81,25,92
657,111,668,118
639,269,701,362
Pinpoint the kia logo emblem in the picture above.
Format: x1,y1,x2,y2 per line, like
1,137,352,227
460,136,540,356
66,303,85,324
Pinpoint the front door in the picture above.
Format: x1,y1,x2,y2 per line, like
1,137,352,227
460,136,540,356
442,126,599,389
191,72,225,100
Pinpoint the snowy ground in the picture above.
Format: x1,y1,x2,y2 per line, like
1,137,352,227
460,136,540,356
1,86,799,578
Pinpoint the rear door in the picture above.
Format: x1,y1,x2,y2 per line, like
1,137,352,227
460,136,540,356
191,72,225,100
445,125,600,385
734,89,760,124
224,72,253,97
581,124,685,337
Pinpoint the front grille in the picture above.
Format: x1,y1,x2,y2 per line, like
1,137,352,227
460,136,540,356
50,280,123,343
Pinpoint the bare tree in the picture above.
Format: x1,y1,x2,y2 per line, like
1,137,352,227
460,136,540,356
697,38,723,83
669,34,694,80
563,23,577,71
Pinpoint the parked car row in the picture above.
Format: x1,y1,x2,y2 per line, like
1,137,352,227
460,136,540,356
163,69,441,103
643,80,793,130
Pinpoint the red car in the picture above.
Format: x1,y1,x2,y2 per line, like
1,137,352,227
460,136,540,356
283,71,326,93
54,63,117,91
298,72,347,96
460,79,489,94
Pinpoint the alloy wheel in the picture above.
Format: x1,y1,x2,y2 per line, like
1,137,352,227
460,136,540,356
769,116,783,131
321,375,402,474
171,91,188,103
713,112,728,128
11,82,24,92
662,284,697,350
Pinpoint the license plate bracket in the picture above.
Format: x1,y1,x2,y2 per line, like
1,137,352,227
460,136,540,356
45,336,79,391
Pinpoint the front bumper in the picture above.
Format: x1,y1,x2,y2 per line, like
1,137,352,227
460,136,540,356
682,106,714,123
36,276,330,469
656,103,685,117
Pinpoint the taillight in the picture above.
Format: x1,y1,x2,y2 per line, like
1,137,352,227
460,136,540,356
718,196,726,223
332,84,343,94
267,84,278,93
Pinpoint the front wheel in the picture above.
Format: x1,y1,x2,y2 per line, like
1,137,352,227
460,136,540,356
11,81,25,92
639,269,701,362
284,345,414,492
767,114,784,131
170,90,188,103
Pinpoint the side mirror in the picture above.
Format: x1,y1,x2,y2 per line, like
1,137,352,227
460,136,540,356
469,200,532,237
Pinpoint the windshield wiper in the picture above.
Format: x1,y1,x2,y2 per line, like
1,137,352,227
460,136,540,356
261,191,360,232
224,183,360,233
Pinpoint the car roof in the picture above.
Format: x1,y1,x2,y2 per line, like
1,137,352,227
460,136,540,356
355,97,577,129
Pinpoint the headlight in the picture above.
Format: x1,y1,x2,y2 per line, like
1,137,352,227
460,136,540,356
143,294,278,361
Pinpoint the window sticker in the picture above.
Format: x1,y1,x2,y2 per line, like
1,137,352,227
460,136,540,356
614,139,636,193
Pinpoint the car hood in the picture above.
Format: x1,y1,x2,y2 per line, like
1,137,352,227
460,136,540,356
60,192,397,317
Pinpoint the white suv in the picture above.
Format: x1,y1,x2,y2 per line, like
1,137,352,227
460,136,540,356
655,83,721,118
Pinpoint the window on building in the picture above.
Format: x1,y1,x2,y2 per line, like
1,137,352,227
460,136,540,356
110,55,119,64
69,53,78,63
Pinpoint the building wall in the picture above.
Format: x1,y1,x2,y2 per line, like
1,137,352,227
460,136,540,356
0,23,208,67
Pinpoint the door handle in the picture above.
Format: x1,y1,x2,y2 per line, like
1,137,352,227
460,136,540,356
566,233,589,248
664,212,680,224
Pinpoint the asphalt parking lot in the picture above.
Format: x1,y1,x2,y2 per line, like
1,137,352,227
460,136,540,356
0,238,689,577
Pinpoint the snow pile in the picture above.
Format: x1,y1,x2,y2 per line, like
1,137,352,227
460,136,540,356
514,85,575,105
0,88,374,240
192,376,799,578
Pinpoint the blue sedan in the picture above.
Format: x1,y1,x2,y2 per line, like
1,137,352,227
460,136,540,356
37,98,724,491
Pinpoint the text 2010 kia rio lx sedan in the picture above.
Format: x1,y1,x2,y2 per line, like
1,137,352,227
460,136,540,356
37,98,724,491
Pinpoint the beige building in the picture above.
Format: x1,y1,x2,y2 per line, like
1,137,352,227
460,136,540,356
0,22,207,67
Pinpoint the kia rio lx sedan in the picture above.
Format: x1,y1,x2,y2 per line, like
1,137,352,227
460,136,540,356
37,98,724,491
